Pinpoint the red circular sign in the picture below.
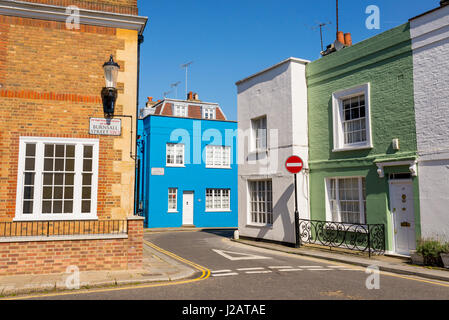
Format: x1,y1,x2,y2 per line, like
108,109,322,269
285,156,304,174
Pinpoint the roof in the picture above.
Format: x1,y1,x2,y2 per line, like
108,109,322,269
410,4,445,21
235,57,310,85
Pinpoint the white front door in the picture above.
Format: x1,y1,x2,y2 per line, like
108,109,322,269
389,180,416,255
182,191,194,226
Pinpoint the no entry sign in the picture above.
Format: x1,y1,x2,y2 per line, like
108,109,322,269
285,156,304,174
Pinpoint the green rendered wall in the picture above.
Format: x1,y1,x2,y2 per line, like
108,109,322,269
306,23,420,252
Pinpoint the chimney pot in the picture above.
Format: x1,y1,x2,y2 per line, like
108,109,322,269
337,31,345,45
187,91,193,100
147,97,153,102
344,33,352,46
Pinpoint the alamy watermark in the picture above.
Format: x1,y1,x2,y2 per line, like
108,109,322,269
366,5,381,30
365,265,380,290
65,265,80,290
65,5,80,30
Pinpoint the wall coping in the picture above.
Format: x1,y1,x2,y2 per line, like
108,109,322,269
0,234,128,243
0,0,148,34
127,216,145,221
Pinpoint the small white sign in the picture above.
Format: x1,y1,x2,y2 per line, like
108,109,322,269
151,168,165,176
89,118,121,136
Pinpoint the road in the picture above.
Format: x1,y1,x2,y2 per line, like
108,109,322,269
14,230,449,300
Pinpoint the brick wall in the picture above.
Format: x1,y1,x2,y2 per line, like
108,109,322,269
0,15,135,221
0,218,143,276
21,0,138,15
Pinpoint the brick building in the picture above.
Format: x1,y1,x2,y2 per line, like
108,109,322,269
0,0,147,275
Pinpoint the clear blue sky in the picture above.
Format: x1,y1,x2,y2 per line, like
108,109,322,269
137,0,437,121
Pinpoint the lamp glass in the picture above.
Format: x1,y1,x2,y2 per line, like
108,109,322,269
104,64,119,89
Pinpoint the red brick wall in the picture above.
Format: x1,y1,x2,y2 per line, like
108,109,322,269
0,15,130,221
21,0,138,15
0,218,143,276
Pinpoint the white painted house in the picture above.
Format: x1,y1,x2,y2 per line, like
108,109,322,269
410,1,449,241
236,57,310,244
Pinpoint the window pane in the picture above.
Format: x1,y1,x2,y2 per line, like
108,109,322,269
44,159,53,171
53,201,63,214
66,173,75,186
43,187,52,200
82,201,91,213
43,173,53,186
54,187,63,200
84,146,93,159
23,201,33,214
24,186,34,200
42,201,52,214
66,159,75,172
45,144,54,157
65,187,74,200
83,174,92,186
64,201,73,214
54,173,64,186
24,172,34,185
82,187,91,200
25,158,35,171
26,144,36,157
66,145,75,158
83,159,93,172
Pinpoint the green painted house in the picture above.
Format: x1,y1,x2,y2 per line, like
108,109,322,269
306,23,419,256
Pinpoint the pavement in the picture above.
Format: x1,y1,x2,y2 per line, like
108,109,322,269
233,237,449,283
0,240,196,297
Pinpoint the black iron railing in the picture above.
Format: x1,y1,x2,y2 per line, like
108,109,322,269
0,220,127,238
298,219,385,257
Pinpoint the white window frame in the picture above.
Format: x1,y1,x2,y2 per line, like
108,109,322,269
247,180,273,226
205,145,231,169
251,116,267,152
205,189,231,212
332,83,372,152
174,104,188,117
168,188,178,212
325,176,366,225
202,106,216,120
14,137,99,221
166,143,185,167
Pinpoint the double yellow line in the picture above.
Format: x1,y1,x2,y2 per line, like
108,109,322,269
2,240,210,300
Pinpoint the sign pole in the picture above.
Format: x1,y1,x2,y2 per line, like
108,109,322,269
294,173,300,248
286,155,304,249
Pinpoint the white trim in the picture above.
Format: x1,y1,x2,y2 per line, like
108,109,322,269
0,0,147,34
332,83,373,152
205,189,231,212
166,143,185,166
168,188,178,212
205,145,231,169
15,137,99,221
376,160,418,178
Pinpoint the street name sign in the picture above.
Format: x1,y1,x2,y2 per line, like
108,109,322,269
89,118,121,136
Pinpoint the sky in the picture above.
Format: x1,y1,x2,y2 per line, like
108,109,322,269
137,0,437,121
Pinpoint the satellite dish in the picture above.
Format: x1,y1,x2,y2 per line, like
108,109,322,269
334,39,345,51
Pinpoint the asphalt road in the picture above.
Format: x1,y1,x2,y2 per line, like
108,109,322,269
15,230,449,300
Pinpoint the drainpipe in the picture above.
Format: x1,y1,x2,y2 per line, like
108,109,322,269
134,33,144,215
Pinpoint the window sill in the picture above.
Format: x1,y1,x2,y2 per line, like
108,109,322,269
332,144,373,153
205,166,232,169
167,210,179,214
13,215,98,222
166,164,186,168
205,210,232,213
246,223,273,229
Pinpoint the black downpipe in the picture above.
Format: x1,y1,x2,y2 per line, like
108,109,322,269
134,34,144,215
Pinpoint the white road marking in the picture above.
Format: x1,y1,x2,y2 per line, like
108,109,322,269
212,249,271,261
211,270,233,273
212,273,239,277
327,266,347,268
307,269,334,271
245,270,272,274
237,267,266,271
268,266,293,269
298,266,323,268
279,269,303,272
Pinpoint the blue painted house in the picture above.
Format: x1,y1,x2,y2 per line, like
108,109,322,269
137,93,238,228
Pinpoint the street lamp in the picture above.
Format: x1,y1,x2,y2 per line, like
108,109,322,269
101,55,120,117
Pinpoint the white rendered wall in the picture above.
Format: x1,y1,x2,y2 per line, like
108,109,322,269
237,58,309,244
411,5,449,241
